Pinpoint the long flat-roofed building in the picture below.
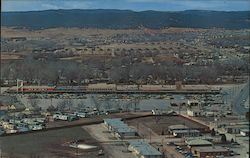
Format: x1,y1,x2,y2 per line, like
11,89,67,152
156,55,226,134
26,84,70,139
128,140,162,158
168,124,189,132
172,129,200,137
104,118,137,138
185,139,213,149
192,146,230,158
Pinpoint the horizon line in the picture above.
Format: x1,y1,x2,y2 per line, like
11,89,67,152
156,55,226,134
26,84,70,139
2,8,250,13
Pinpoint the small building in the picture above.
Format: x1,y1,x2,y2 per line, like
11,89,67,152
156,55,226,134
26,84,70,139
104,118,137,138
187,107,202,117
204,111,217,117
172,129,200,137
128,140,162,158
191,146,230,158
115,127,137,138
187,100,199,106
223,124,249,134
168,124,189,133
152,109,177,116
186,139,213,149
0,104,9,111
8,105,16,110
240,129,249,136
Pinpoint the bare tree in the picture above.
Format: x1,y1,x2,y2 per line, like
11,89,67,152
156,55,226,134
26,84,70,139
28,99,41,111
57,99,73,111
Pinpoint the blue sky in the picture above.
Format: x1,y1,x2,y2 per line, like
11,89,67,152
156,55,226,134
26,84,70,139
2,0,250,12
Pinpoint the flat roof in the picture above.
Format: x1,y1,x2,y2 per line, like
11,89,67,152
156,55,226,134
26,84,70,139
173,129,200,134
104,118,122,123
117,127,136,133
168,124,189,130
104,118,136,134
241,129,249,132
186,139,213,146
193,146,229,153
129,140,162,156
22,86,55,88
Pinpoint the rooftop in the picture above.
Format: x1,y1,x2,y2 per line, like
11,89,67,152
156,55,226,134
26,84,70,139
168,124,189,130
104,118,136,134
193,146,229,153
129,140,162,156
186,139,213,146
173,129,200,134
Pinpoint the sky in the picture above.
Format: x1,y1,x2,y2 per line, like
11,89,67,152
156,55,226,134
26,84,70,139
2,0,250,12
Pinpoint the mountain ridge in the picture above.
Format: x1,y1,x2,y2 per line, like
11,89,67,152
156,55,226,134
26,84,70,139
1,9,250,29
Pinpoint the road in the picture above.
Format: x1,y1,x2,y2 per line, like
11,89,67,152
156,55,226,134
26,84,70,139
231,80,249,116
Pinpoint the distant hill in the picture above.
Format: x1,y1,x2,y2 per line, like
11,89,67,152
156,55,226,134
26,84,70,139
1,9,250,29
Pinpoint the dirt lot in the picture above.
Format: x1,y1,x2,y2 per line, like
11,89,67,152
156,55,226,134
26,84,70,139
83,124,136,158
1,54,23,60
126,115,209,135
46,112,151,129
0,127,107,158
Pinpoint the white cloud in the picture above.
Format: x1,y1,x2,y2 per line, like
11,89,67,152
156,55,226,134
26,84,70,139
41,3,60,10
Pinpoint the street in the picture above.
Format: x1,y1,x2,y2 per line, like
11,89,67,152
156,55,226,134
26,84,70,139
231,80,249,116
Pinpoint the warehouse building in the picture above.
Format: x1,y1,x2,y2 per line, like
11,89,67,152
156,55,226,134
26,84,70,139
223,124,249,134
172,129,200,137
186,139,213,149
191,146,230,158
168,124,189,132
104,118,137,138
128,140,162,158
168,124,202,137
187,107,202,117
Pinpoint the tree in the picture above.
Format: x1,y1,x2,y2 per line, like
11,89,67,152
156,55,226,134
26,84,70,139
246,112,249,120
231,138,234,143
77,101,86,111
221,134,227,143
57,99,73,111
211,128,216,136
47,105,58,112
28,99,41,111
161,129,165,135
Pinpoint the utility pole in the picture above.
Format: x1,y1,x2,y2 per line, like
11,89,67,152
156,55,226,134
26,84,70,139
134,96,140,112
178,103,181,114
17,79,24,94
149,129,152,144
